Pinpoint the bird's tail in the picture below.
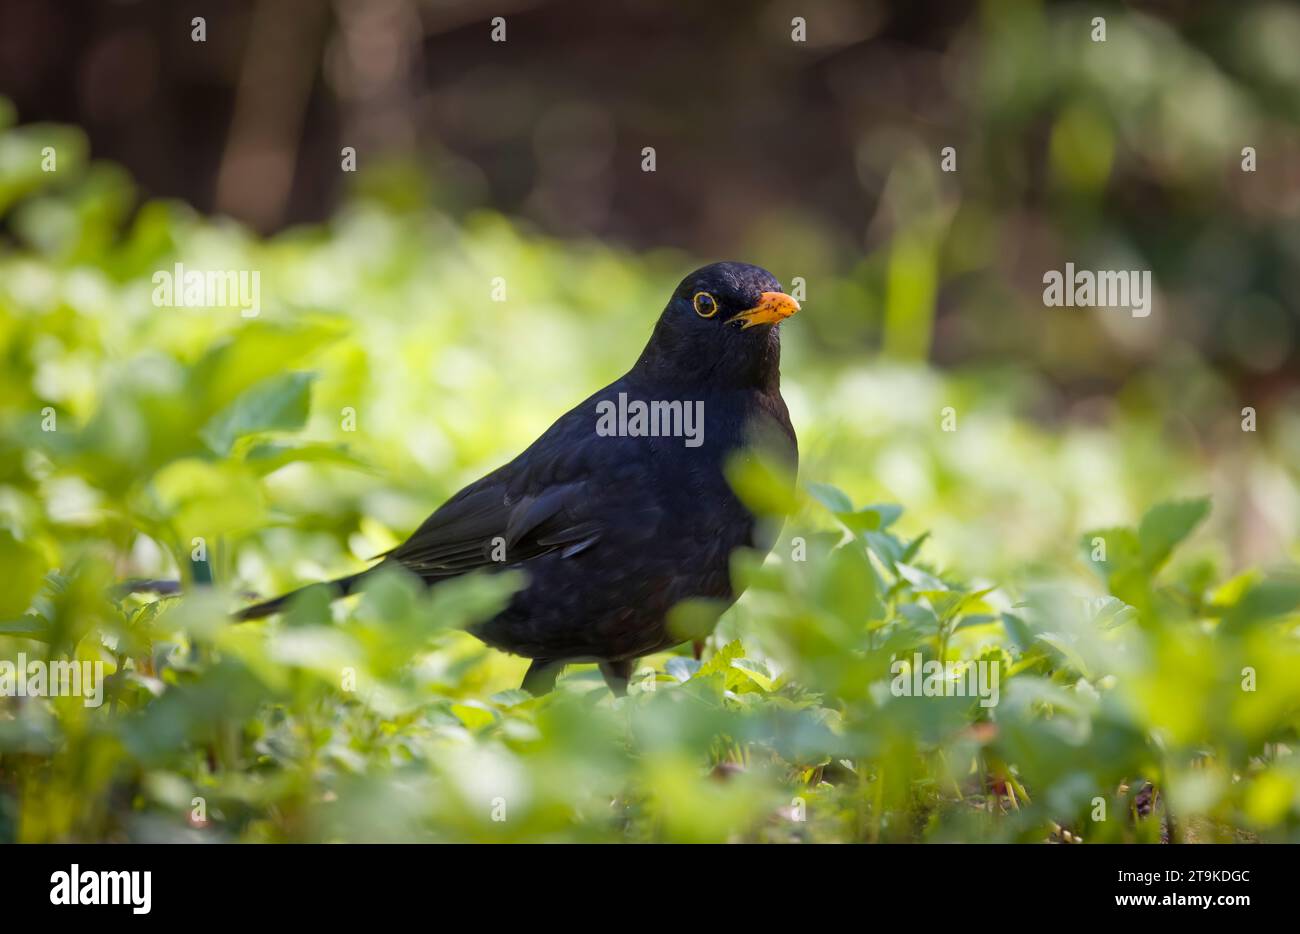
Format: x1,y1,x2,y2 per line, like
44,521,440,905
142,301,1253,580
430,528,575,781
234,569,372,622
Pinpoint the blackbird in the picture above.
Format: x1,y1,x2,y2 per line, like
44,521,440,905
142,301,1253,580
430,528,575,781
237,261,800,695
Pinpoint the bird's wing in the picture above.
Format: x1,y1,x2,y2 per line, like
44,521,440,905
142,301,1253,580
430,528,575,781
382,416,621,577
235,474,603,621
386,380,669,580
387,475,604,578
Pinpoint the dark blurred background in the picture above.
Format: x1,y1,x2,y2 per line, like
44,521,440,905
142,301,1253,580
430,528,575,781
1,0,966,240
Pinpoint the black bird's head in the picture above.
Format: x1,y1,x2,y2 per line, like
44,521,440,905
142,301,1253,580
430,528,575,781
633,262,800,389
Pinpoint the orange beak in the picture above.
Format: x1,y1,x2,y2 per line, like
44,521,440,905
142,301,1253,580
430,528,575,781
727,291,801,329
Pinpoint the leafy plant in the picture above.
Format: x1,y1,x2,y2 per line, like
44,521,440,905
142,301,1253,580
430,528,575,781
2,107,1298,843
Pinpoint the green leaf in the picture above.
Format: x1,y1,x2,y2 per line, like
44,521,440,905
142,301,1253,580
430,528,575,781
865,530,905,570
1084,596,1137,630
0,614,50,641
900,531,929,563
151,459,266,537
243,441,371,475
0,532,46,618
817,543,884,622
199,371,316,456
1137,497,1210,571
451,701,498,731
1000,611,1034,652
1034,631,1091,678
862,503,903,530
725,452,799,518
1079,526,1140,586
488,689,532,707
189,322,342,415
933,588,995,624
1219,576,1300,634
897,562,948,592
698,640,744,678
806,481,853,513
730,657,776,692
806,483,904,534
1138,502,1206,574
666,597,728,644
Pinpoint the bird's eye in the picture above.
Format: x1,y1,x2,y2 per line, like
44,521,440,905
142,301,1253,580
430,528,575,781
692,292,718,318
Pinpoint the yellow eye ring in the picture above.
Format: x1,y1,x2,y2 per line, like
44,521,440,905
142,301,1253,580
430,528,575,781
692,292,718,318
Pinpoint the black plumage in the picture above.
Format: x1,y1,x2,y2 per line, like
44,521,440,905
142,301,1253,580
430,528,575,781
237,261,800,695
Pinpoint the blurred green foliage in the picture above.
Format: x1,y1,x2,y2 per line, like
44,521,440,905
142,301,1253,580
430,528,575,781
2,102,1299,843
